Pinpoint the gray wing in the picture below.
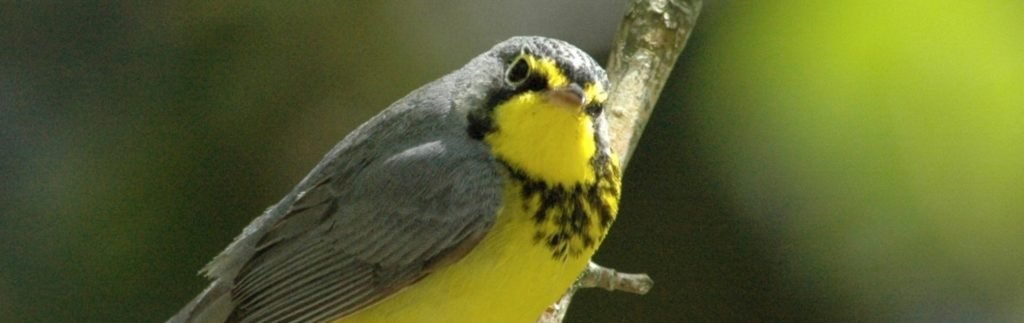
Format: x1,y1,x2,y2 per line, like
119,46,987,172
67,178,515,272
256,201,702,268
166,44,508,323
227,136,503,322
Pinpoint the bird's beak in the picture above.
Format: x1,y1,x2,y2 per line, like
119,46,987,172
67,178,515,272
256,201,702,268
546,83,588,111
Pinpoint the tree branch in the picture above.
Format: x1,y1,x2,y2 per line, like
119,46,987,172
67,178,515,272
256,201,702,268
537,0,702,321
607,0,703,169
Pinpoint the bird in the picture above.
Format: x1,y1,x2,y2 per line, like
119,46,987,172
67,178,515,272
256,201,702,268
168,36,621,323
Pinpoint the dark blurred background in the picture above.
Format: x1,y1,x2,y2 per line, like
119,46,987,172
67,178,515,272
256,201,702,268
3,1,1023,322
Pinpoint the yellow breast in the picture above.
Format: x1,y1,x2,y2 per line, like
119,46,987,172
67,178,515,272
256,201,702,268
336,70,620,322
337,176,616,322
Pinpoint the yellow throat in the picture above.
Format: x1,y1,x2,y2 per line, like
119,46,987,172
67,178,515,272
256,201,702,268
335,54,621,323
484,76,620,259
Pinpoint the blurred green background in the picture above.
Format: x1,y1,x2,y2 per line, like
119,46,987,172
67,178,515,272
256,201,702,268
3,1,1022,322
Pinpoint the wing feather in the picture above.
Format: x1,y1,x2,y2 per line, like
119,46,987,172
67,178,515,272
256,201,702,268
168,46,506,323
226,138,503,322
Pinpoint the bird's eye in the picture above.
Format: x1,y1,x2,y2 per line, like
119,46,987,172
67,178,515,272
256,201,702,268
505,56,531,86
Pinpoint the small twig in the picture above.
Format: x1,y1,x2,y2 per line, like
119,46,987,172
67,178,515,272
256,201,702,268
537,0,702,321
537,262,654,322
577,261,655,294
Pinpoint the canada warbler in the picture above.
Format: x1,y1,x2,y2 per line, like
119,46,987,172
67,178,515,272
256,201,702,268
169,36,621,323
